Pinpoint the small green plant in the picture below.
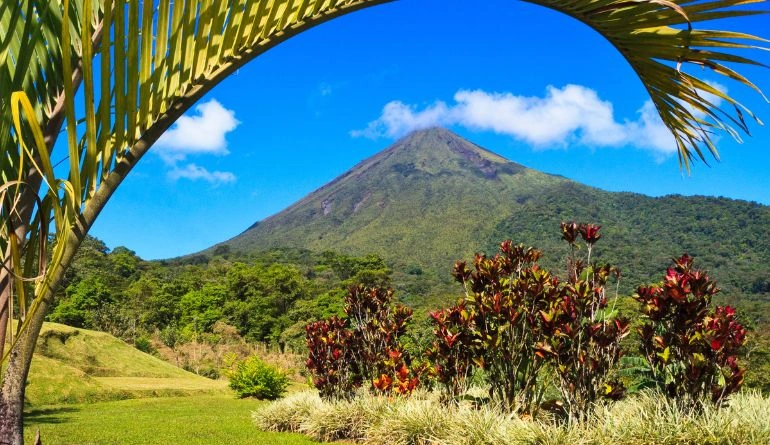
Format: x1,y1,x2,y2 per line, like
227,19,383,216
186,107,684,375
225,355,289,400
132,335,152,354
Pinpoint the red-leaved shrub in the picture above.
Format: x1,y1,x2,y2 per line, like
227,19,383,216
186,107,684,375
635,254,747,409
306,285,425,399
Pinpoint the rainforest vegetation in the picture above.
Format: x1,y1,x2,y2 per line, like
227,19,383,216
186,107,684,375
49,222,770,393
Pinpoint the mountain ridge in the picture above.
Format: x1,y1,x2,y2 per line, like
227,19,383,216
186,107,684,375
243,127,538,233
214,128,770,306
225,128,570,276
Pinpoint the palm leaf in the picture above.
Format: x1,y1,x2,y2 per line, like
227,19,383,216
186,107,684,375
528,0,768,169
0,0,396,369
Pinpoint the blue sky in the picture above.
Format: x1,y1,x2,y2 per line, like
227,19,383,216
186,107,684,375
90,0,770,260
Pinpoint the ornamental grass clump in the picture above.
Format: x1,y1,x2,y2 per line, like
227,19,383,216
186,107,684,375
253,389,770,445
253,391,323,432
300,392,390,442
364,397,453,445
586,390,770,445
444,404,517,445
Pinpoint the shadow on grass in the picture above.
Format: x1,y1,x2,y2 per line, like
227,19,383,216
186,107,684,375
24,406,80,425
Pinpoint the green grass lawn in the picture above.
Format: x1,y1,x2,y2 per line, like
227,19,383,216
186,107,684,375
25,323,231,406
24,394,322,445
17,323,322,444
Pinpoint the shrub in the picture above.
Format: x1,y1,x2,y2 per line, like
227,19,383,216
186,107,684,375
226,355,288,399
535,223,629,421
197,366,220,380
634,254,747,410
434,224,629,418
344,285,420,395
447,241,554,413
134,334,157,355
427,302,477,400
305,285,426,400
305,316,358,400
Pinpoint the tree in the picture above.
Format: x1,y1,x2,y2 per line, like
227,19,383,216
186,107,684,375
222,262,313,345
109,246,141,278
1,0,766,442
179,283,228,335
48,276,114,328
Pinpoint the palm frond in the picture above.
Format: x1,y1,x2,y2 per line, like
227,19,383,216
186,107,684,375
529,0,768,169
0,0,395,368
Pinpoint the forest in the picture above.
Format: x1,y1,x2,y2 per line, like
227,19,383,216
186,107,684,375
48,232,770,392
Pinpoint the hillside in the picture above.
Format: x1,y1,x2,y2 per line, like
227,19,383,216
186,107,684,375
216,128,770,311
26,323,227,406
228,127,541,288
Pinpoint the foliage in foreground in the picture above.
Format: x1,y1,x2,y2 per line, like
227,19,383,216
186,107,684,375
305,285,426,399
254,389,770,445
635,254,747,410
305,223,749,420
432,225,629,418
224,355,289,400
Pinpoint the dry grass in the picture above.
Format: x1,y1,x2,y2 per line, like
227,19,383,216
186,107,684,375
253,390,770,445
153,328,306,383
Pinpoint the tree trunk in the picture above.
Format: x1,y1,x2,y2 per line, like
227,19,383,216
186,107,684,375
0,263,56,444
0,229,82,445
0,306,45,445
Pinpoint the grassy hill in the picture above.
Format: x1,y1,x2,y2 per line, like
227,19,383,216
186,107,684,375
215,128,770,315
25,323,227,406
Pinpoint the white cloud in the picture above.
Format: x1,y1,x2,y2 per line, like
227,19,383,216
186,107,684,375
626,80,727,157
168,163,236,185
350,101,453,139
154,99,239,185
319,83,334,97
156,99,240,162
352,83,727,158
451,86,628,147
627,100,677,156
